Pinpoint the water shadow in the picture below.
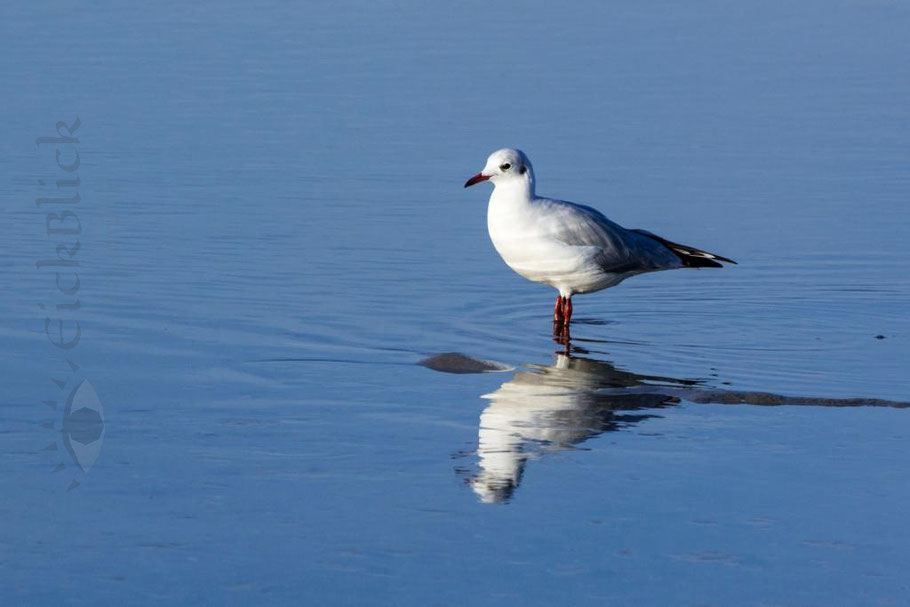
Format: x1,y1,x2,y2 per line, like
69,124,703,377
422,339,909,504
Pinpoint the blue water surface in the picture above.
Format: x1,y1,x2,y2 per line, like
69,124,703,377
2,1,909,605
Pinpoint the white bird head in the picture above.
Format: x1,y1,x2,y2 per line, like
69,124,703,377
464,148,534,190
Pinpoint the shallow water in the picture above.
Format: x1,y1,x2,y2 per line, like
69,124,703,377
3,0,910,605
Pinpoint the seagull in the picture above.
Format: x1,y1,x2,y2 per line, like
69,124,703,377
464,148,735,327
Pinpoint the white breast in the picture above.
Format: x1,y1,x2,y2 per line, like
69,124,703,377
487,189,626,296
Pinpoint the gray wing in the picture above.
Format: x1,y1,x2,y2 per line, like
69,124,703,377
538,199,683,272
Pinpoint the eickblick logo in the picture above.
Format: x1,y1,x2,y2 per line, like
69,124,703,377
36,118,105,491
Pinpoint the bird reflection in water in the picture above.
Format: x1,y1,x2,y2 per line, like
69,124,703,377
469,352,690,503
422,332,909,504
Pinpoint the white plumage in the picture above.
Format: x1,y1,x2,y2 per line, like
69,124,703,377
465,148,734,325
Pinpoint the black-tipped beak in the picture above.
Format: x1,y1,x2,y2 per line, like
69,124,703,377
464,173,490,188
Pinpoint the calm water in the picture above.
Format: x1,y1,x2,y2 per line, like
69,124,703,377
3,1,910,605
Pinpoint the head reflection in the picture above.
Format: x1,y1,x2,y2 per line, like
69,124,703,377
469,352,694,503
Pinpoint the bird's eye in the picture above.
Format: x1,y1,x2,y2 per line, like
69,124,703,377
500,163,512,171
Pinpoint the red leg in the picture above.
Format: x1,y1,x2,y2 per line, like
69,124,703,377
553,296,572,350
554,295,564,323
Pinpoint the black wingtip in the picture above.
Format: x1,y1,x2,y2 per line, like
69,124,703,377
631,229,737,268
681,257,724,269
678,252,738,268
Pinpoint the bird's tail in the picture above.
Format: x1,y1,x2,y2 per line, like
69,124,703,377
631,229,737,268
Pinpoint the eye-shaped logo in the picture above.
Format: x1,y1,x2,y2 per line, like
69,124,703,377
61,379,104,472
43,362,105,490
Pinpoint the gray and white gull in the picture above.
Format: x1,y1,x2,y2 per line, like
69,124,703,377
464,148,735,326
